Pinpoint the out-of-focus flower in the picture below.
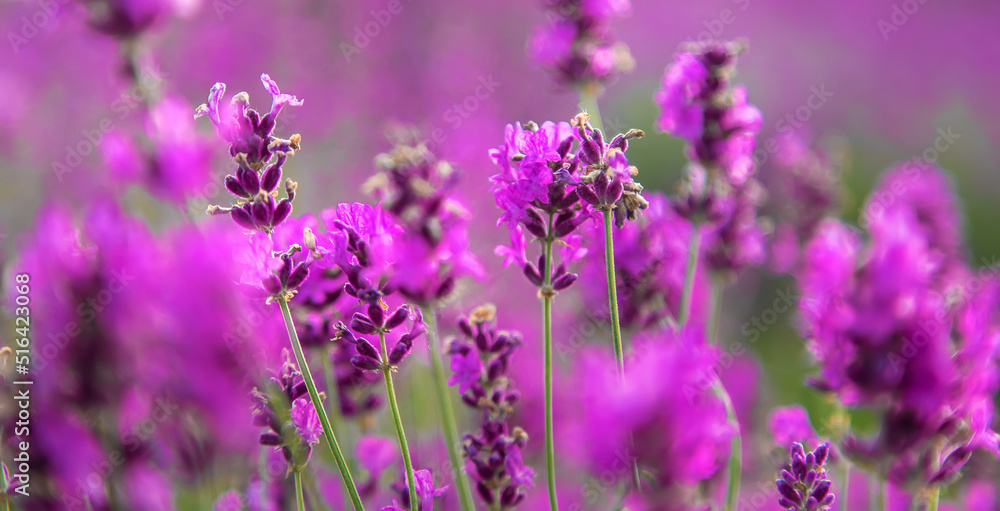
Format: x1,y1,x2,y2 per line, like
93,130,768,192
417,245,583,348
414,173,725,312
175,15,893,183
657,41,767,280
529,0,634,88
579,328,733,508
769,406,820,451
798,165,1000,489
251,350,323,469
448,305,534,509
365,135,484,304
776,442,835,511
578,192,710,330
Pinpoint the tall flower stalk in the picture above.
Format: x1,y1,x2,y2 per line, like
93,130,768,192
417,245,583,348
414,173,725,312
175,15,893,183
377,329,419,511
364,138,484,511
196,74,366,511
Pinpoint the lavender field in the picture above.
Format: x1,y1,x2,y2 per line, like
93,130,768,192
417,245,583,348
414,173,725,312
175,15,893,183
1,0,999,510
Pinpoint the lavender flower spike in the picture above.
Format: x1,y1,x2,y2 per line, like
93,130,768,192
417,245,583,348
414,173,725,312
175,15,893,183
776,442,835,511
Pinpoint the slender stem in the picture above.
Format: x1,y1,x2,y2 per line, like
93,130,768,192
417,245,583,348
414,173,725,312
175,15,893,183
542,213,559,511
878,479,887,511
294,470,306,511
602,209,642,492
709,283,723,345
278,298,366,511
839,463,850,511
420,305,477,511
602,209,626,381
712,378,741,511
578,83,603,131
927,487,940,511
379,331,419,511
678,224,700,327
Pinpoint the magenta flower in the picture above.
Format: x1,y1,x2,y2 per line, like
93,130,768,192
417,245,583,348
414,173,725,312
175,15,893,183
291,398,323,445
529,0,634,87
366,139,484,303
776,443,835,511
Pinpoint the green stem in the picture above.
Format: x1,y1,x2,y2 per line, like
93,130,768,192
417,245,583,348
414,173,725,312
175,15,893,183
602,209,642,492
712,378,741,511
278,298,366,511
542,213,559,511
602,209,626,381
927,487,939,511
420,305,477,511
878,479,887,511
709,283,723,345
839,463,850,511
678,225,700,327
379,331,419,511
294,470,306,511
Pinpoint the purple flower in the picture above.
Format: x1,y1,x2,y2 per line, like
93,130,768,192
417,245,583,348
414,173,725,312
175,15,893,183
213,490,244,511
776,442,835,511
449,305,534,509
529,0,634,87
366,138,484,303
291,398,323,445
769,406,820,451
579,328,733,506
798,165,1000,487
572,112,649,227
579,192,710,329
494,225,528,269
197,74,302,233
356,435,398,476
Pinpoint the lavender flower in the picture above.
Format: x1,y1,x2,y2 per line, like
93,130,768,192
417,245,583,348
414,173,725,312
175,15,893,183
529,0,635,88
334,305,425,372
572,112,648,227
776,442,835,511
448,305,535,509
656,40,766,279
251,350,324,469
388,469,450,511
197,74,302,234
364,136,484,304
798,165,1000,488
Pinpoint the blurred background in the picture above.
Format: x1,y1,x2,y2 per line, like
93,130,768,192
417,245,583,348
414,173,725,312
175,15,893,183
1,0,999,507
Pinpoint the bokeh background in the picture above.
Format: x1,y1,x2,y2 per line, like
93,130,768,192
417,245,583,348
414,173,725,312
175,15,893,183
1,0,999,508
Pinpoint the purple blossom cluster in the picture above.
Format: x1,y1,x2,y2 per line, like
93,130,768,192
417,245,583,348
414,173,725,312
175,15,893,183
798,163,1000,488
6,2,1000,511
656,41,766,279
529,0,635,88
448,305,535,509
199,74,303,234
776,443,835,511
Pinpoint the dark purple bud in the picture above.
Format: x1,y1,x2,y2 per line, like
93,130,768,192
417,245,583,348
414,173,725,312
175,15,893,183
474,331,489,352
435,277,455,299
259,433,282,446
593,170,610,199
491,334,509,353
351,313,377,335
500,486,519,507
272,199,292,227
475,481,494,504
368,302,386,327
458,318,474,338
361,394,381,411
556,135,573,158
521,210,547,238
605,177,624,204
239,166,261,196
260,157,283,192
577,184,600,206
388,340,412,365
286,263,309,290
487,360,503,381
355,338,382,362
343,283,358,298
385,306,409,330
814,443,830,466
552,272,578,291
581,139,601,164
225,175,248,197
811,480,831,502
251,200,270,227
523,263,543,287
231,206,257,230
776,480,800,505
263,275,283,296
291,381,308,401
350,355,381,371
461,394,478,408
